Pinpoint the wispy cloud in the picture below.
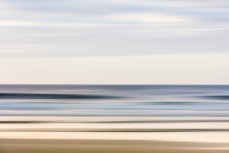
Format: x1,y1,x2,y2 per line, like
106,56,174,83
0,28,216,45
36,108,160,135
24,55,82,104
0,0,228,58
107,12,194,24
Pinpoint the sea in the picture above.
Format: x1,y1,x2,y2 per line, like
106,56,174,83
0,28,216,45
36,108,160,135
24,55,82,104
0,85,229,133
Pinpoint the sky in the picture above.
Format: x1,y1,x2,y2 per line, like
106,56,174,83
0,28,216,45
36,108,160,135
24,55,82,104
0,0,229,84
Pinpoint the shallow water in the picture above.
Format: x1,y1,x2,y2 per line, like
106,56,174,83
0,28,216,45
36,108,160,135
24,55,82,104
0,85,229,137
0,85,229,116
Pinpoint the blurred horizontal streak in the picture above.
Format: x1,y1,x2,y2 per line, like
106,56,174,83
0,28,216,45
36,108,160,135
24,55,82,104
0,123,229,132
1,129,229,132
0,110,229,117
1,132,229,143
1,116,229,122
0,93,119,99
1,120,229,124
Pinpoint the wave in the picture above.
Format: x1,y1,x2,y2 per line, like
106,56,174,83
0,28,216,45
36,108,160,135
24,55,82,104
201,95,229,100
0,93,119,99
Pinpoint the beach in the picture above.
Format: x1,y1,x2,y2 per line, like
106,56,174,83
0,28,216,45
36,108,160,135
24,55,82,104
0,85,229,153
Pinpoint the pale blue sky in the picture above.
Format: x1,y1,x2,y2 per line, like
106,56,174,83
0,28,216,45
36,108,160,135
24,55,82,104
0,0,228,84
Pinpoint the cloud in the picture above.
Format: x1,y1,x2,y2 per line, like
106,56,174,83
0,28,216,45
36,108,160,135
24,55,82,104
0,0,228,58
0,20,109,28
0,20,40,27
107,13,194,24
139,0,229,8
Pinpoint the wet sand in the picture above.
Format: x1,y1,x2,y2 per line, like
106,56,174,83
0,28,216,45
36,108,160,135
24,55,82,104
1,131,229,153
1,139,229,153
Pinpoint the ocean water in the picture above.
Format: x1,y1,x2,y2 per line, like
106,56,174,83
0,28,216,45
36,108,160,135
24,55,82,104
0,85,229,133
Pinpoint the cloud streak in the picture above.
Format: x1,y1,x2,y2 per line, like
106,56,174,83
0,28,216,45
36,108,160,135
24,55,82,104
0,0,228,57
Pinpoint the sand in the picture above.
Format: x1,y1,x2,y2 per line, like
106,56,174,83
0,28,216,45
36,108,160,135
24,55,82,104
1,131,229,153
1,139,229,153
